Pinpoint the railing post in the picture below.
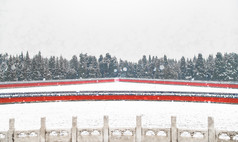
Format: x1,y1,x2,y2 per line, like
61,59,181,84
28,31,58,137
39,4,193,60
136,116,142,142
103,116,109,142
171,116,177,142
72,116,77,142
8,118,15,142
40,117,46,142
208,117,215,142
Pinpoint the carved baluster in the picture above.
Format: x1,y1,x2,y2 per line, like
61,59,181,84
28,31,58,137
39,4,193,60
40,117,46,142
72,116,77,142
136,115,142,142
208,117,215,142
103,116,109,142
171,116,177,142
8,118,15,142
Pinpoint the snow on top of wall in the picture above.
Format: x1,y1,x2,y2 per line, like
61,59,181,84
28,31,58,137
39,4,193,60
0,81,238,94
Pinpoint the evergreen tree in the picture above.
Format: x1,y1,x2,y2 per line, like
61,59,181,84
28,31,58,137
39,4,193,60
148,55,152,64
31,53,43,80
148,56,156,79
23,51,32,81
0,54,8,81
153,57,161,79
194,53,206,80
54,57,60,79
5,56,17,81
69,55,79,79
137,56,148,78
103,53,112,77
66,68,78,79
224,53,237,81
86,56,100,78
16,53,25,81
99,53,117,78
163,55,177,79
42,58,51,80
0,67,4,81
136,59,144,78
98,55,105,78
1,51,238,82
48,56,56,79
179,56,186,80
137,55,149,78
108,57,118,77
205,55,215,81
163,55,168,66
127,62,137,78
233,53,238,81
119,60,128,77
213,52,226,81
79,53,87,78
185,59,194,80
58,56,67,79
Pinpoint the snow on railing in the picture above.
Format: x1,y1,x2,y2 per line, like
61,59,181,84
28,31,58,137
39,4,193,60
1,116,238,142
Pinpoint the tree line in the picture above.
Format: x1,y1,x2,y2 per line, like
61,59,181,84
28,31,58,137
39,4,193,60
0,52,238,82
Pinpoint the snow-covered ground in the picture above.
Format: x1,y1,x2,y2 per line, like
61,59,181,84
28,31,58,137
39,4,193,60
0,82,238,131
0,101,238,131
1,82,238,93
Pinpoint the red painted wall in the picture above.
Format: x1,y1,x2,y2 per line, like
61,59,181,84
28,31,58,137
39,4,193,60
0,95,237,104
1,78,238,104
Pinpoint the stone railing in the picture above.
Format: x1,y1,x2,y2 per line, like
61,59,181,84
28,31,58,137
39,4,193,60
0,116,238,142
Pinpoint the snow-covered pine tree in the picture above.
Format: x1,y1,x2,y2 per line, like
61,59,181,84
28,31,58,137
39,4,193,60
213,52,226,81
58,56,67,79
185,59,194,80
104,53,111,77
100,53,117,78
224,53,237,81
16,53,25,81
98,54,105,78
0,53,8,81
163,55,177,79
48,56,56,80
86,55,100,78
93,56,101,78
79,53,87,78
69,55,79,79
119,59,128,78
145,55,156,79
137,55,149,78
153,56,161,79
5,56,17,81
194,53,206,80
31,52,43,80
205,55,215,81
127,62,137,78
42,58,51,80
54,57,60,79
108,56,118,77
234,53,238,81
23,51,32,81
179,56,186,80
0,68,3,81
0,54,4,81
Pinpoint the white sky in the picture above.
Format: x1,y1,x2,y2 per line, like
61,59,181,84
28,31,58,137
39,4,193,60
0,0,238,61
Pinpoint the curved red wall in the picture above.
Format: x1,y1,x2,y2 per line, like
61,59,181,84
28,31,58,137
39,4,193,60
1,78,238,104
